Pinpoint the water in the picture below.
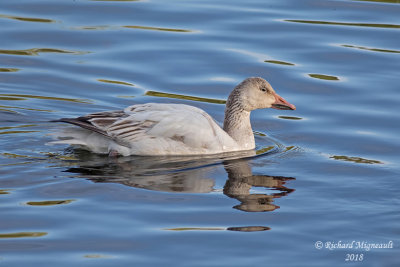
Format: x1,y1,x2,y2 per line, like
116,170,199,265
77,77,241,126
1,0,399,266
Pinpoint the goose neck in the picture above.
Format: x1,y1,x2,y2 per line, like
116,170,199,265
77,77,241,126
223,100,255,150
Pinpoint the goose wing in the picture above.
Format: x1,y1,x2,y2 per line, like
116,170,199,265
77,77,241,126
56,103,236,151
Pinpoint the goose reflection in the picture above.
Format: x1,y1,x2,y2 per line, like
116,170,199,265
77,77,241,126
223,159,294,212
60,151,296,232
62,150,295,214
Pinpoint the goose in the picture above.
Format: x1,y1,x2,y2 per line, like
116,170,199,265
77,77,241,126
50,77,295,156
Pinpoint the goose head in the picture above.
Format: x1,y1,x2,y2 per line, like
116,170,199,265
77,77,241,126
230,77,296,111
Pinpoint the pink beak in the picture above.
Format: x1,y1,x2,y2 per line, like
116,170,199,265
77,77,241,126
271,92,296,110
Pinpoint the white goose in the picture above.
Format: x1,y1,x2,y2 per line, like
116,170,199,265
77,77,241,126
51,77,295,156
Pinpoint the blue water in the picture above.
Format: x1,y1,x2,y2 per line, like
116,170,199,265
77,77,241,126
1,0,399,266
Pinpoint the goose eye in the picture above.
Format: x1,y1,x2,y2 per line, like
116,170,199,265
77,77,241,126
260,87,267,92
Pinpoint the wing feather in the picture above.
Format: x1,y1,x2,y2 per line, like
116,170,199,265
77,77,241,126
53,103,237,154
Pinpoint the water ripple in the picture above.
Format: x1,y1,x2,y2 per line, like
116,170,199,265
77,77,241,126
0,105,53,113
308,74,340,81
264,60,295,66
0,125,39,135
353,0,400,4
285,19,400,29
0,68,19,72
123,25,194,33
145,91,226,104
0,125,37,132
278,116,303,120
84,254,113,259
0,48,89,56
0,94,91,104
26,200,75,206
71,25,195,33
165,226,270,232
97,79,135,87
71,25,113,31
342,44,400,54
0,232,47,238
330,155,383,164
0,189,12,195
0,14,55,23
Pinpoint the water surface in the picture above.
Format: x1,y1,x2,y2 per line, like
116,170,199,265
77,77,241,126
1,0,399,266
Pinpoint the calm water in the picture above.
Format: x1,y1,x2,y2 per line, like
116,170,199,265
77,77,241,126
1,0,399,266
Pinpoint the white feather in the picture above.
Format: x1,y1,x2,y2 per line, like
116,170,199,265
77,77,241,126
50,104,239,156
49,77,295,156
